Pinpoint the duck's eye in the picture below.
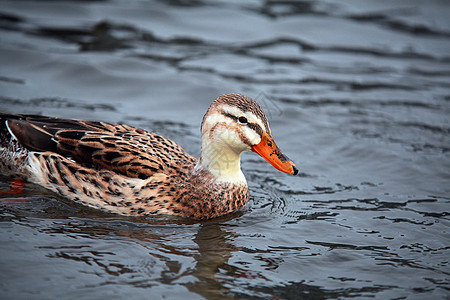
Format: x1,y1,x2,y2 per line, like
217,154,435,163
238,116,248,124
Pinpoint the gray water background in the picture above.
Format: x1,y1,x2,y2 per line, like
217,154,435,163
0,0,449,299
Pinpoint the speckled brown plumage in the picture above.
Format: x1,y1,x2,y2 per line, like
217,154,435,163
0,93,297,219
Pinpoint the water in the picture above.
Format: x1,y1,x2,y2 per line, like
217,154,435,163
0,0,449,299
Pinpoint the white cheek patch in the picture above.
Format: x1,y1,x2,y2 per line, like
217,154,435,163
217,128,242,148
242,125,261,146
203,113,233,133
203,114,242,148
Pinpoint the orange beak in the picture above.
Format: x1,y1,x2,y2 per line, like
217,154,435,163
251,131,298,175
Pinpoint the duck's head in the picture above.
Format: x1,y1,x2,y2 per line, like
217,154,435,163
195,93,298,183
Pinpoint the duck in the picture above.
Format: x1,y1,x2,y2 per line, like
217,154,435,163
0,93,298,219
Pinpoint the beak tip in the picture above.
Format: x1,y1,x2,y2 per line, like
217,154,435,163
292,165,299,176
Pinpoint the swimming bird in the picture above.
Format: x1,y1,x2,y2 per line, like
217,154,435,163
0,93,298,219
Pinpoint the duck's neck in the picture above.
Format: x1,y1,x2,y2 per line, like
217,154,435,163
194,139,246,184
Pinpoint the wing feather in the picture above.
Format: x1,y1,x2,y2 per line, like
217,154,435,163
2,113,196,178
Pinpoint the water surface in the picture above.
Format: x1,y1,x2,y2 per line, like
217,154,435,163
0,0,449,299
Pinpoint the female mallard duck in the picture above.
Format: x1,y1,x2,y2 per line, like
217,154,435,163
0,93,298,219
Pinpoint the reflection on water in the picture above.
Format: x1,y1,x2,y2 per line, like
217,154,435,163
1,0,449,299
188,223,236,299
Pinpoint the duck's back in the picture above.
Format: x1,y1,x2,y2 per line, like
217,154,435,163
0,112,196,179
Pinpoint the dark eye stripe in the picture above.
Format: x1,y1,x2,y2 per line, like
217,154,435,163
247,122,263,136
222,112,238,122
221,112,263,136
